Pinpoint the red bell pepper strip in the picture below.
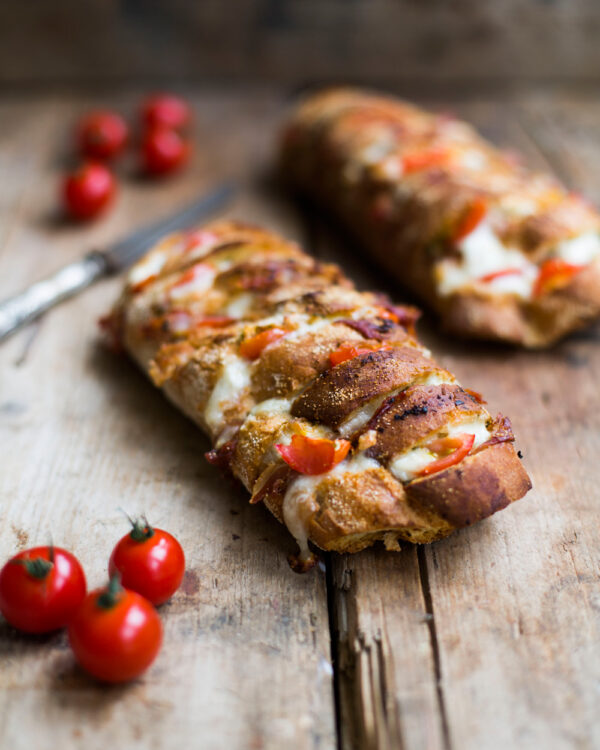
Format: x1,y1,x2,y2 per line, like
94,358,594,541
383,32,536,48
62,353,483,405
169,263,213,290
195,316,236,328
533,258,584,297
275,435,351,476
329,343,391,368
403,147,450,174
478,267,523,283
463,388,486,404
417,433,475,477
239,327,287,360
130,273,159,294
183,229,218,253
452,198,487,243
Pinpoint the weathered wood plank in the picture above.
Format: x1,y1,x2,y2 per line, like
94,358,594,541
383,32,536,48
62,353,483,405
2,1,600,87
0,91,336,750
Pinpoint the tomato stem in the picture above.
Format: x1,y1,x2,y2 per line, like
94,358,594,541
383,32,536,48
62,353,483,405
130,516,154,542
97,575,123,610
19,557,53,580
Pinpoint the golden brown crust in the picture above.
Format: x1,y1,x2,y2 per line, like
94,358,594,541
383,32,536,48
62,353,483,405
405,442,532,528
365,384,485,462
108,219,531,563
291,346,440,428
281,88,600,347
250,328,365,401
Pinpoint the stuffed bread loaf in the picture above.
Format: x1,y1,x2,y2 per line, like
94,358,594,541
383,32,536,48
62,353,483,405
280,88,600,348
105,220,531,570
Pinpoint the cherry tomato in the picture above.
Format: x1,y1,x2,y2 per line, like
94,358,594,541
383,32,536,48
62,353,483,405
452,198,487,243
533,258,584,297
142,93,191,130
109,519,185,605
418,433,476,477
239,328,287,360
329,343,391,368
63,162,116,220
77,110,128,160
478,268,523,284
0,546,86,634
140,127,190,176
276,435,351,475
402,147,450,174
69,577,162,683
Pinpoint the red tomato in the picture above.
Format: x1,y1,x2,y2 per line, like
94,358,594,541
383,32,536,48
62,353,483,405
77,110,128,160
142,93,191,130
0,546,86,634
418,433,475,477
194,316,236,328
109,520,185,606
275,435,351,475
402,147,450,174
464,388,486,404
452,198,487,243
329,343,391,368
68,578,163,683
63,162,116,220
533,258,584,297
478,268,523,283
141,127,190,176
239,328,287,360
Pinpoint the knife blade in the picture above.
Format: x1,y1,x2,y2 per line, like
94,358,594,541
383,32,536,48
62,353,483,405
0,183,234,343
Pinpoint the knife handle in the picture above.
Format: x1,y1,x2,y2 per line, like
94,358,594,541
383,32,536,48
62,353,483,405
0,252,108,343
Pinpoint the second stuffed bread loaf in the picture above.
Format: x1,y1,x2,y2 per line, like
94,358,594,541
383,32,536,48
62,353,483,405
281,88,600,347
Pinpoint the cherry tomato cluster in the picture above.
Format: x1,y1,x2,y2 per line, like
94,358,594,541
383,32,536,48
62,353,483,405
63,93,193,221
0,518,185,684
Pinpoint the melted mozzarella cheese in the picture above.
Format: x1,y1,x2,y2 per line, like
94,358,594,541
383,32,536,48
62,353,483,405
128,250,169,286
437,220,537,299
281,452,381,556
377,156,403,181
333,453,381,474
249,397,292,418
338,397,386,438
284,316,341,341
282,475,321,559
337,372,456,438
499,194,538,219
557,232,600,265
203,356,251,433
226,292,255,319
169,265,216,300
459,150,487,171
389,415,491,483
357,137,395,166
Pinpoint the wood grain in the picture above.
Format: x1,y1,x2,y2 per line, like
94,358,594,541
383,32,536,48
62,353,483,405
1,2,600,88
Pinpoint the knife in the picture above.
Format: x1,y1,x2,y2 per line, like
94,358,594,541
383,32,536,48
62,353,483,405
0,183,234,343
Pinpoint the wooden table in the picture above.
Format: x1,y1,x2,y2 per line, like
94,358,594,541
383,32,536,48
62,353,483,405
0,87,598,750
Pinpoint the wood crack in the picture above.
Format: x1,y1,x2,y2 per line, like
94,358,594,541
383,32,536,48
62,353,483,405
326,556,407,750
14,319,42,367
325,554,344,750
417,545,452,750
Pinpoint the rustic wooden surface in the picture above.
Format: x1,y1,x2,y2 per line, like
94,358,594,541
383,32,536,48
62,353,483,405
0,88,599,750
2,1,600,88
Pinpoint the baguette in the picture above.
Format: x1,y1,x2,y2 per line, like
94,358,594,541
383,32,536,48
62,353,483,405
105,220,531,570
280,88,600,348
